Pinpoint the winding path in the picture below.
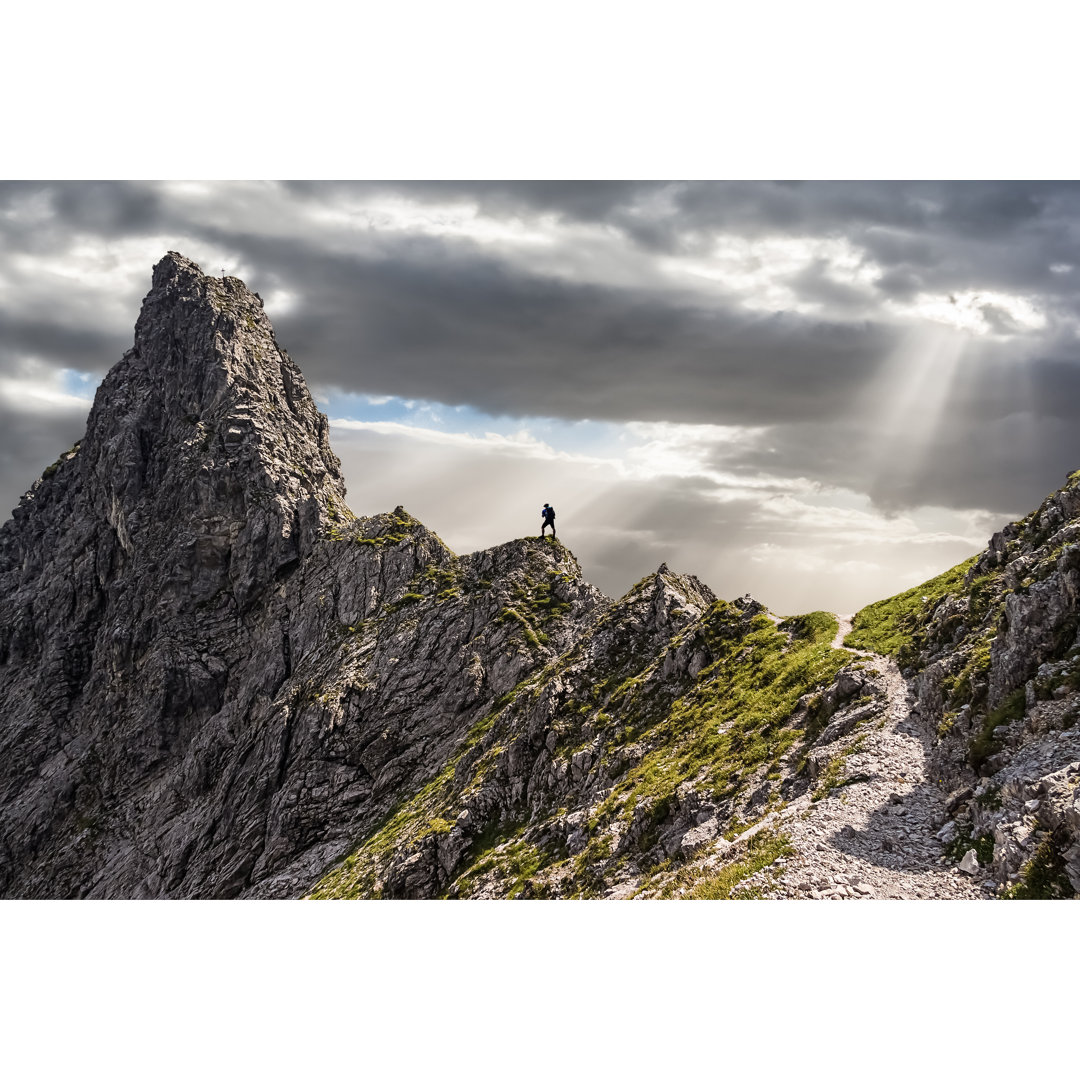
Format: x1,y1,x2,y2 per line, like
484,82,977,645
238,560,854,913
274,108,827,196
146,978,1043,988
831,614,855,651
739,612,990,899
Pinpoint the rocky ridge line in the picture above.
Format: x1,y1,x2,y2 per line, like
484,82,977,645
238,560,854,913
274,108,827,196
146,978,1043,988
309,482,1080,900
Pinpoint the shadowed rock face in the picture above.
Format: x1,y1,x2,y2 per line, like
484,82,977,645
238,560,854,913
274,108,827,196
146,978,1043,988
893,474,1080,895
0,253,607,897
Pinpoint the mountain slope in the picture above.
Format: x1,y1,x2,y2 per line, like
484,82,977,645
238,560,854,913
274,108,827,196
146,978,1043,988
0,254,605,897
841,473,1080,897
309,589,875,898
657,477,1080,901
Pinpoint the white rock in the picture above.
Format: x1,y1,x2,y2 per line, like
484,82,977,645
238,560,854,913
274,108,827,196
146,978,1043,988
958,849,980,875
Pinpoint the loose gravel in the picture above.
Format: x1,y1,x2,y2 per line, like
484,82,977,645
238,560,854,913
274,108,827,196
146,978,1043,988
735,616,991,899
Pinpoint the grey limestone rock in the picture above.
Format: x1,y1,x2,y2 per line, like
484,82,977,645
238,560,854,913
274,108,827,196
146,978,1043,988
0,254,607,898
958,849,980,875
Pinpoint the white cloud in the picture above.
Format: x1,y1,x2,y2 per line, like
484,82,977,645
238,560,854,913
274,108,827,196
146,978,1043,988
754,492,982,546
890,289,1047,336
330,418,604,464
0,360,94,414
306,194,560,250
331,415,812,497
662,235,880,314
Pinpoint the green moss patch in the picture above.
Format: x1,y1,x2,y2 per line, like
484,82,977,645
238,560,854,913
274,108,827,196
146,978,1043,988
969,687,1025,771
579,609,848,855
454,835,549,899
1001,840,1076,899
944,827,995,865
653,830,793,899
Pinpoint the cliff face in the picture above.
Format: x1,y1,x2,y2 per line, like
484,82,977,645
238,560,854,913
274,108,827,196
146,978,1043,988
0,254,606,897
845,473,1080,898
3,253,1078,900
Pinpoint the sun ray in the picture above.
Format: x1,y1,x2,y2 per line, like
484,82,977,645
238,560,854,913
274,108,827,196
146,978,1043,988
858,325,970,504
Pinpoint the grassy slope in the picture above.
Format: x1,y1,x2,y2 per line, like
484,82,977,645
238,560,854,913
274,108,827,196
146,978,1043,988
847,470,1080,669
843,556,978,660
310,602,854,898
585,609,848,828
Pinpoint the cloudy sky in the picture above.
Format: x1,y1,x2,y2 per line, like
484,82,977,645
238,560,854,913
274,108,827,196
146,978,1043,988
3,179,1080,613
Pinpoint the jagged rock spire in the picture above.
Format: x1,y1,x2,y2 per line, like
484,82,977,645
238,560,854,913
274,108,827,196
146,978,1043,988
13,252,347,610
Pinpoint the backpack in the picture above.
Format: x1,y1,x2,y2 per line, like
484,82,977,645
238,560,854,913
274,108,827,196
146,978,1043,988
543,506,555,522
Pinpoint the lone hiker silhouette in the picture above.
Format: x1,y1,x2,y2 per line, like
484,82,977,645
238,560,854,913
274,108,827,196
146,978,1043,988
540,503,556,539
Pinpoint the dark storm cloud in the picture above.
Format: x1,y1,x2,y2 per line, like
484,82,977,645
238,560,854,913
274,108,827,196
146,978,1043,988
246,236,896,426
872,266,925,300
49,181,164,232
719,412,1077,520
300,180,1080,328
670,181,1065,242
935,183,1047,238
5,179,1080,525
282,179,665,227
6,179,898,421
712,349,1080,517
284,180,1079,266
784,258,873,310
0,181,168,255
0,320,124,375
650,182,1080,313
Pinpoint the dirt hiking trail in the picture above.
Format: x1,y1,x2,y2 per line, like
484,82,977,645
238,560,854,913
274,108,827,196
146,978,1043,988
737,613,989,899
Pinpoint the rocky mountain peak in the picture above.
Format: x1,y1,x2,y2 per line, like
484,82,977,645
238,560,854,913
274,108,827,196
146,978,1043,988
0,254,611,897
118,251,343,509
4,252,346,611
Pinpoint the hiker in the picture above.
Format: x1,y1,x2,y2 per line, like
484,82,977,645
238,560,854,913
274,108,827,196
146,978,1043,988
540,503,556,538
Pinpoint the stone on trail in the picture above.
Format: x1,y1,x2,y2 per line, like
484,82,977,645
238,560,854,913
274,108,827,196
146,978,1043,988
958,850,981,875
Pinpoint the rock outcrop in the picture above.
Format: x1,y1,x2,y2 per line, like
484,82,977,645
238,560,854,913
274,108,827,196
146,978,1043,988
0,254,606,897
843,472,1080,898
